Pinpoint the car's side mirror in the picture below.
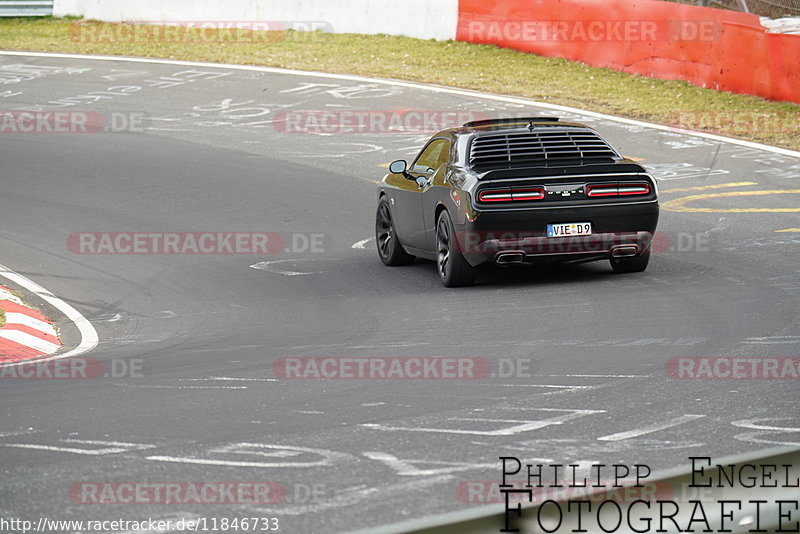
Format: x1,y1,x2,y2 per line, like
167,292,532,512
389,160,412,179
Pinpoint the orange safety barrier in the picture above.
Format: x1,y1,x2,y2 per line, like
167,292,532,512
457,0,800,104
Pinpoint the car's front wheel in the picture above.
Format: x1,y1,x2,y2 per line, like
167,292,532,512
376,198,415,266
610,248,650,273
436,210,476,287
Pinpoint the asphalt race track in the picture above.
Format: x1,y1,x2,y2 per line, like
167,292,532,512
1,52,798,533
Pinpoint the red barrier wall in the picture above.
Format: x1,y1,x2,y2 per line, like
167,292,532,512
457,0,800,104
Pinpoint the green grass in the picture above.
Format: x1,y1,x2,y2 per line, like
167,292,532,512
1,17,798,150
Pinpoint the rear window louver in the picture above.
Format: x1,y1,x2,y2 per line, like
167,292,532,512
469,129,619,170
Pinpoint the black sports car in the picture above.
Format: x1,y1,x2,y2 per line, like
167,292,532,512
375,117,659,287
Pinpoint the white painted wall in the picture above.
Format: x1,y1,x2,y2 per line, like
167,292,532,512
53,0,459,40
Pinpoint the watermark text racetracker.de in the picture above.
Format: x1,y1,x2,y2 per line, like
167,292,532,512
68,232,328,255
668,357,800,379
451,230,709,255
464,19,721,42
70,20,333,43
69,481,327,505
273,357,539,379
274,110,490,134
0,111,147,134
0,357,143,380
70,482,284,505
457,479,673,504
668,110,800,136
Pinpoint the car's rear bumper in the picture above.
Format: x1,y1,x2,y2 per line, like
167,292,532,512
455,201,659,266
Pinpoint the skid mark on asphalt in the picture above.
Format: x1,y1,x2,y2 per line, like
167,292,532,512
763,275,800,296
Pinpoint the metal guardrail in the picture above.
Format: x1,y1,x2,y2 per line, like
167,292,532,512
353,446,800,534
0,1,54,17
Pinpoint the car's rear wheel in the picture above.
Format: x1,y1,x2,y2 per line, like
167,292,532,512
610,248,650,273
436,210,476,287
376,198,415,266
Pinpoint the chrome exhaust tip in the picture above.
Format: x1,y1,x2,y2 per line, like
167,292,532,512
496,252,525,265
611,245,639,258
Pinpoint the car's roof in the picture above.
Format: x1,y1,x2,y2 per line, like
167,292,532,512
436,117,594,137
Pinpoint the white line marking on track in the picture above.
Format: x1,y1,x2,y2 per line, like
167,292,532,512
164,376,279,382
469,384,599,389
731,418,800,432
731,418,800,446
147,443,352,468
250,260,322,276
351,237,374,249
2,439,154,455
114,384,247,390
1,51,797,158
363,451,497,476
744,336,800,344
62,439,154,447
539,374,649,378
597,414,706,442
362,408,604,436
347,342,430,348
0,263,99,366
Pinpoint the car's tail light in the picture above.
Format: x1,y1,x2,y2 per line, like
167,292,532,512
511,188,545,201
587,182,651,197
478,189,513,202
585,185,618,197
478,187,545,203
617,183,651,196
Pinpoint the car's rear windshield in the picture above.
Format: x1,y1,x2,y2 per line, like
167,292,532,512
468,127,619,170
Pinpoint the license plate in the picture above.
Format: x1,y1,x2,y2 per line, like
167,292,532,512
547,222,592,237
